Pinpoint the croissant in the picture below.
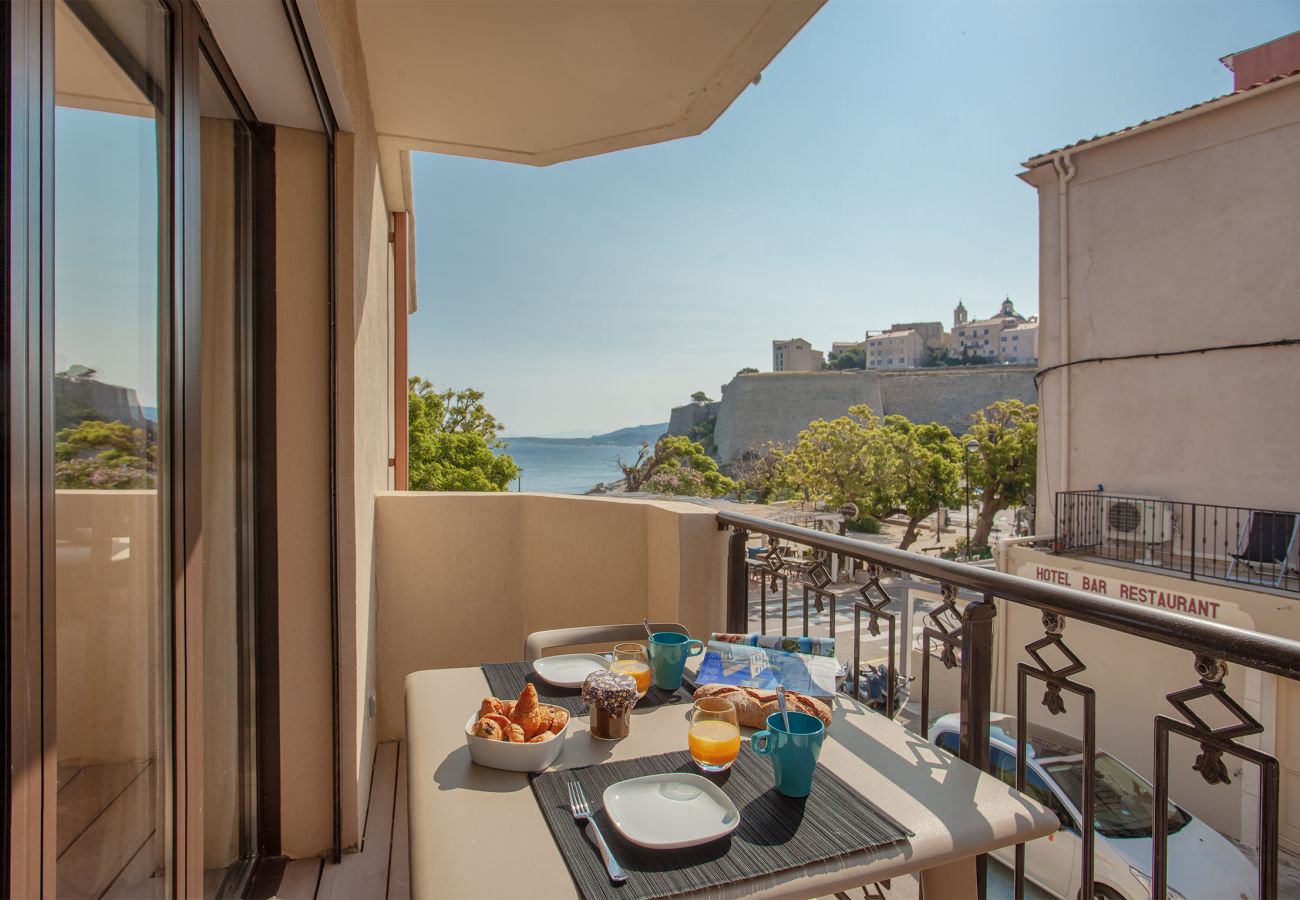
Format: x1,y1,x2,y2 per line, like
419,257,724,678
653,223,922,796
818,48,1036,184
472,718,505,740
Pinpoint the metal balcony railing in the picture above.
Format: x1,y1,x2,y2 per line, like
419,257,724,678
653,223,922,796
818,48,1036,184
716,508,1300,900
1055,490,1300,594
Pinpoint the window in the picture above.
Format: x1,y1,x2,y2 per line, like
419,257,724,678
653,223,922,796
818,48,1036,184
990,749,1077,832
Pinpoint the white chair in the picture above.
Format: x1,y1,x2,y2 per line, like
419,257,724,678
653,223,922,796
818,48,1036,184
524,623,687,662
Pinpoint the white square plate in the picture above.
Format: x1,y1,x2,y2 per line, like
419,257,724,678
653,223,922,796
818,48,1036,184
602,773,741,849
530,653,608,688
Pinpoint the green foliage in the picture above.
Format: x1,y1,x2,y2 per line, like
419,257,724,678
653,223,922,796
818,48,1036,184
844,514,882,534
777,406,964,549
963,399,1038,547
827,347,865,370
942,537,992,561
735,367,759,376
776,405,893,517
407,378,520,492
879,416,963,549
621,435,734,497
729,443,786,503
690,391,713,403
921,347,997,368
54,420,156,489
689,414,718,457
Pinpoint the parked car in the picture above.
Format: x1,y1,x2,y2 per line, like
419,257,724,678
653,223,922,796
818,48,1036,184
929,713,1257,900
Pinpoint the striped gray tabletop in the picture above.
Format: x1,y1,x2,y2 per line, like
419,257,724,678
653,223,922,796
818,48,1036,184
531,748,912,900
481,661,693,716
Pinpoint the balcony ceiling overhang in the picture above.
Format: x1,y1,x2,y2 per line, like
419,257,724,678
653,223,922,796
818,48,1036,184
356,0,824,174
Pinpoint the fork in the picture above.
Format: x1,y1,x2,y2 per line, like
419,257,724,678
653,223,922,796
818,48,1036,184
566,781,629,884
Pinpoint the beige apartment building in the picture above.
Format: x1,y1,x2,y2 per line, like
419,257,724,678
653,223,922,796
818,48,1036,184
865,327,925,369
772,337,824,371
1003,32,1300,850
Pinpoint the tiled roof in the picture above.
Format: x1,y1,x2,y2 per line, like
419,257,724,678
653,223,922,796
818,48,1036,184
1024,67,1300,166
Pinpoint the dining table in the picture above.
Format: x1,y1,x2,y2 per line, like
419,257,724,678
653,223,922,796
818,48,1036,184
405,664,1059,900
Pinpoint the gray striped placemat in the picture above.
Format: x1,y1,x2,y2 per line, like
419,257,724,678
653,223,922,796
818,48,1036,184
481,661,693,716
531,748,912,900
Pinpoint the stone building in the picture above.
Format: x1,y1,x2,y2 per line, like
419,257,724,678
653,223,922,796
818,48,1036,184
953,298,1038,363
865,328,924,369
771,337,824,372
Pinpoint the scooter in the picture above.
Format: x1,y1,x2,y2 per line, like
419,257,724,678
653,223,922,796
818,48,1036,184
846,663,911,717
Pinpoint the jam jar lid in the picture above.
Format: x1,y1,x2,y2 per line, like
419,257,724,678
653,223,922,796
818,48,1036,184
581,670,637,716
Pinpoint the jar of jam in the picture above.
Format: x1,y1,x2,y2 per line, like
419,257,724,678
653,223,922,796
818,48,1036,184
581,670,638,740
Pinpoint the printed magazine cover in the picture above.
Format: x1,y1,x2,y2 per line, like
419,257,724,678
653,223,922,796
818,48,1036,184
695,638,841,698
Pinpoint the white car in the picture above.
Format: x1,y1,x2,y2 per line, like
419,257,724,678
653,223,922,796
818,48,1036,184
929,713,1257,900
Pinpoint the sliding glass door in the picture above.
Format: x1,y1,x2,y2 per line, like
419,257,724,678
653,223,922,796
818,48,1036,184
39,1,261,895
53,2,172,895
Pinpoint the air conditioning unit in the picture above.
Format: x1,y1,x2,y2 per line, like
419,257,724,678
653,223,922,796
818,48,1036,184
1102,496,1172,544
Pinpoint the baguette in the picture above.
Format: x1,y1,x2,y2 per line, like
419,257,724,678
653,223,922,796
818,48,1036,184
692,684,831,730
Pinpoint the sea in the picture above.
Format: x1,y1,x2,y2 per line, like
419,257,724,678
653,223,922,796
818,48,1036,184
496,438,645,494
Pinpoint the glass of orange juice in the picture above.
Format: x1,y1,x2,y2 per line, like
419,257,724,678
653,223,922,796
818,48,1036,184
689,697,741,772
610,642,652,700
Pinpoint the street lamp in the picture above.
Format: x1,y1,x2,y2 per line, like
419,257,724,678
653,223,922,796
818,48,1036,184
963,438,980,557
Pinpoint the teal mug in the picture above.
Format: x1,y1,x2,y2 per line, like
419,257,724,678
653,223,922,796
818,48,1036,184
750,711,825,798
647,632,703,690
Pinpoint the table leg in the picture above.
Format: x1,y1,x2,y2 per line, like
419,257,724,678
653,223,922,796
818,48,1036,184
918,857,976,900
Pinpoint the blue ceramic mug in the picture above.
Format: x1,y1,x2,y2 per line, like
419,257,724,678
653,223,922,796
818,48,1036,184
647,632,704,690
750,710,825,798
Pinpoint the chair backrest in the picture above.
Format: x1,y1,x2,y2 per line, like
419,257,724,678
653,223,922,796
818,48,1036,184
524,623,688,662
1241,512,1298,563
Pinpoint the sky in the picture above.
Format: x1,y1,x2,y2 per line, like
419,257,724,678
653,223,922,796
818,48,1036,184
56,107,160,407
411,0,1298,437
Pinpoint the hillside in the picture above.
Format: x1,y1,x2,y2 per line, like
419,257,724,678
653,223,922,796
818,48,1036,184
589,423,667,445
506,422,667,446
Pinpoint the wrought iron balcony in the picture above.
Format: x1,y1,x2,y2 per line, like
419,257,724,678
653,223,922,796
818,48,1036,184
716,508,1300,900
1054,490,1300,594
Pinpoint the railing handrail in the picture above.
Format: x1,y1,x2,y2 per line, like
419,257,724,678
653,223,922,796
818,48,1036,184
1057,488,1300,520
717,509,1300,680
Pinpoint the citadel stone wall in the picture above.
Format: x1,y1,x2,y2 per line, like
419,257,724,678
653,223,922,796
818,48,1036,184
711,367,1037,462
713,372,884,462
667,400,722,437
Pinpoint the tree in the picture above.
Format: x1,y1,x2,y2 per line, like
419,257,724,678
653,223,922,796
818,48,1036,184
688,414,718,457
618,435,734,497
827,347,865,370
964,400,1038,548
407,378,520,491
730,443,786,503
54,420,156,489
777,405,893,516
690,391,713,403
735,367,759,376
879,416,962,550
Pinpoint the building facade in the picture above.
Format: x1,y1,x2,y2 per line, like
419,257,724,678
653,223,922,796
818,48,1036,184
865,328,924,369
953,297,1037,362
772,337,824,372
890,320,946,351
1004,33,1300,851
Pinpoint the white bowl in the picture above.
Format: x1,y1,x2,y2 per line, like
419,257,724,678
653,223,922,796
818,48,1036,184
464,707,569,772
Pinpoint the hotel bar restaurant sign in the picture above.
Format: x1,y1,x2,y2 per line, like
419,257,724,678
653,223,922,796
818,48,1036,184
1016,561,1245,624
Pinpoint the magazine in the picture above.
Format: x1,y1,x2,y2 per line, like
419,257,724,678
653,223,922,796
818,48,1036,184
694,638,841,698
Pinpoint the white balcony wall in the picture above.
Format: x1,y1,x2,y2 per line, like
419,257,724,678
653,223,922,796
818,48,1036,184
373,493,729,742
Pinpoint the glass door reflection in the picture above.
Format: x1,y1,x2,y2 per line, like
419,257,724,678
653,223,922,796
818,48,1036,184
53,0,171,896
